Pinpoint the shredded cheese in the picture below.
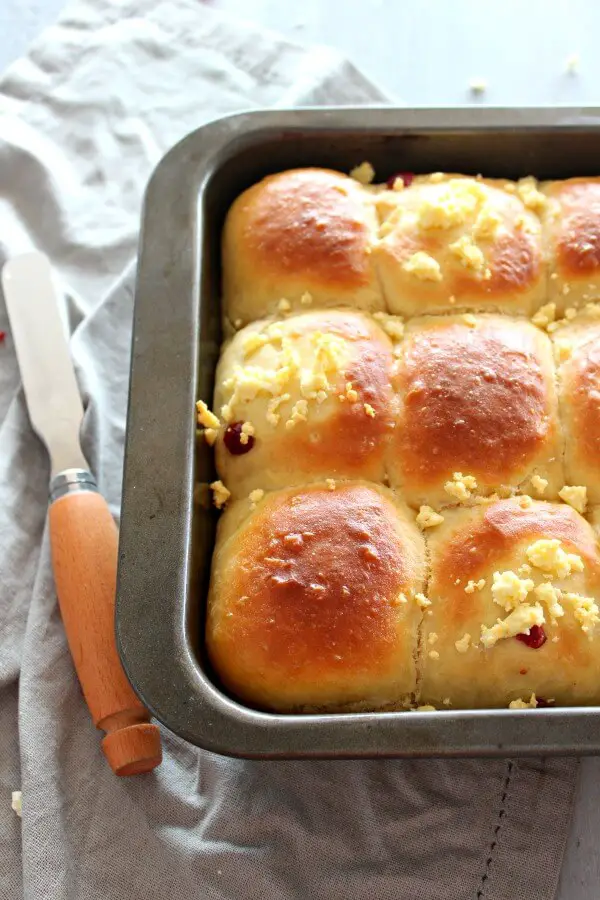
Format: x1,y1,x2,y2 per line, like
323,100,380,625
526,539,584,578
509,694,538,709
491,571,534,611
531,475,548,496
196,400,220,429
416,505,445,530
455,633,472,653
558,485,588,514
480,602,545,649
350,161,375,184
403,251,443,282
464,579,485,594
444,472,478,502
210,480,230,509
531,302,556,330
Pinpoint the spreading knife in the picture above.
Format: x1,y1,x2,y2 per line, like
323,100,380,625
2,251,162,776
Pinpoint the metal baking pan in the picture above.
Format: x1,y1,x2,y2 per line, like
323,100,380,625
116,106,600,758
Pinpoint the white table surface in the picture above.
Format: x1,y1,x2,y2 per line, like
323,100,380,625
2,1,600,898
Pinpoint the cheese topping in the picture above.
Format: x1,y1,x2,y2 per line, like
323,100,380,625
403,251,443,282
473,205,502,239
196,400,220,429
373,311,405,341
455,633,472,653
266,393,291,426
516,176,546,211
526,539,584,578
530,475,548,496
415,593,432,609
239,421,255,445
350,161,375,184
415,705,437,712
469,77,488,94
428,632,439,645
480,602,545,649
11,791,22,818
223,326,351,428
416,505,445,530
509,694,538,710
344,382,358,402
491,570,534,611
531,302,556,330
444,472,478,502
533,582,565,622
242,332,268,356
449,235,491,278
248,489,264,507
464,578,486,594
428,650,440,660
277,298,291,313
554,340,573,363
562,593,600,636
417,182,481,230
210,480,230,509
364,403,376,418
326,478,336,491
285,399,308,430
558,485,588,514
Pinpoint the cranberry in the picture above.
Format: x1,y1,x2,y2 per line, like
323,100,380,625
516,625,547,649
386,171,414,189
535,698,555,708
223,421,255,455
0,331,5,343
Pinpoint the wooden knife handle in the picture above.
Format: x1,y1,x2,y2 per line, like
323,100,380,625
48,471,162,776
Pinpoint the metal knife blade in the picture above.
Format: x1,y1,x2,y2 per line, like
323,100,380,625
2,252,87,477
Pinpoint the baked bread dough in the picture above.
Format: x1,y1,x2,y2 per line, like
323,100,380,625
374,174,545,317
421,498,600,708
206,481,426,712
222,168,384,326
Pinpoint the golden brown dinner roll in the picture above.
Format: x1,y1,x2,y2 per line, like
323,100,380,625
554,311,600,504
420,497,600,709
222,168,384,325
386,314,562,510
373,174,545,317
212,310,397,498
543,178,600,312
206,481,426,712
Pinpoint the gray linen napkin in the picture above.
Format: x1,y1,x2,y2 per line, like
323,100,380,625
0,1,577,898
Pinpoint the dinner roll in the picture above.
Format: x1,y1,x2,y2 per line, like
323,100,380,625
420,497,600,709
206,481,426,712
543,178,600,312
373,175,545,317
213,310,397,498
222,168,384,326
387,314,562,509
554,311,600,504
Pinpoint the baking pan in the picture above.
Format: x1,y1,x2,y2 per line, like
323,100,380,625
117,106,600,758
